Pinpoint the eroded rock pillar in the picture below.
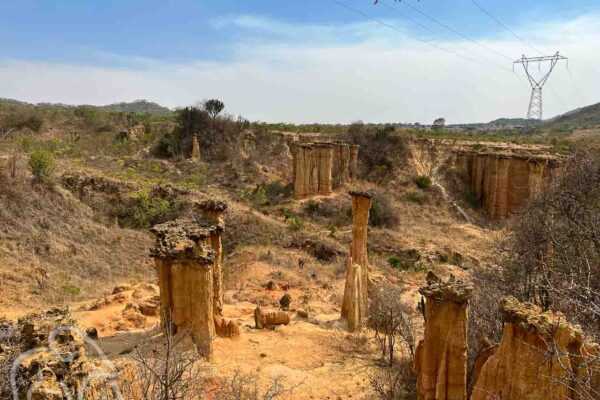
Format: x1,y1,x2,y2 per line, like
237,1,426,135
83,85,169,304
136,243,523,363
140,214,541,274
472,297,595,400
317,144,334,196
349,145,359,180
197,200,228,318
192,136,201,160
413,272,472,400
150,220,216,358
341,190,372,331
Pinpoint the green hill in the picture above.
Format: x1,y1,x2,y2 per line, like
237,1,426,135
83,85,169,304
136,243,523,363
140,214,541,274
548,101,600,128
99,100,172,116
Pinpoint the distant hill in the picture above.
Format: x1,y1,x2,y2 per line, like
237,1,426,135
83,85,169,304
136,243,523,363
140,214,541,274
1,98,172,116
99,100,172,116
547,101,600,128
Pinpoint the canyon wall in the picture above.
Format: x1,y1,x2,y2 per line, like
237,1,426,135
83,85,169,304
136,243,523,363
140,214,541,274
289,140,359,199
454,151,558,219
341,190,372,332
413,272,473,400
472,297,598,400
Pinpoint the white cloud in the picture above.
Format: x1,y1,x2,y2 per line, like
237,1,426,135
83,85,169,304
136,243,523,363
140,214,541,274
0,12,598,124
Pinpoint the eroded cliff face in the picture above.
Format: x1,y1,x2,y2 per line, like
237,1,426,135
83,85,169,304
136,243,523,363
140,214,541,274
454,151,557,219
341,190,372,332
413,272,473,400
472,297,597,400
409,138,562,220
289,140,359,199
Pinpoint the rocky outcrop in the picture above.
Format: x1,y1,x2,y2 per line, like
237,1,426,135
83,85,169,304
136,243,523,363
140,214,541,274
341,190,372,332
413,272,473,400
191,136,201,160
289,140,359,199
6,308,119,399
127,124,145,141
150,220,217,358
254,307,291,329
215,317,240,339
472,297,598,400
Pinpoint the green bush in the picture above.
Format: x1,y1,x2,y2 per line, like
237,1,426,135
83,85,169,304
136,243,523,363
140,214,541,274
414,175,432,189
28,150,55,183
405,191,427,204
126,189,172,228
286,216,304,231
62,283,81,296
388,255,402,269
304,200,321,214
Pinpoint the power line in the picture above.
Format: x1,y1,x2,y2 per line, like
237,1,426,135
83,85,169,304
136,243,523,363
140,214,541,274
380,0,511,72
332,0,511,73
469,0,545,56
398,0,514,62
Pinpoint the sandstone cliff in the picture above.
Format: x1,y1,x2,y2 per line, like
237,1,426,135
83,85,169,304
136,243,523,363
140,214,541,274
289,140,359,199
413,272,473,400
454,151,558,219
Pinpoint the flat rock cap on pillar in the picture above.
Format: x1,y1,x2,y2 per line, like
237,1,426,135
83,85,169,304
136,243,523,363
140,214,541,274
196,199,229,212
150,220,217,263
348,189,373,199
418,271,473,304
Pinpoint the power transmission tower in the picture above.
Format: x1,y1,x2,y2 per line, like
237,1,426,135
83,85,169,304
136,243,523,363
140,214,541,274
514,52,567,127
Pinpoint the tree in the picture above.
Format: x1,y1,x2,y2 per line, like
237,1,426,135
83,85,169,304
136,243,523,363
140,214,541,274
432,118,445,131
203,99,225,121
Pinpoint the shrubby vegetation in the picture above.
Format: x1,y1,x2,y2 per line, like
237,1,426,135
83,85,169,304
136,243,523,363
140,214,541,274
28,150,55,183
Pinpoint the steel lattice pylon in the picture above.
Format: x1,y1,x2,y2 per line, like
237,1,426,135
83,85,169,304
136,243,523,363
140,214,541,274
514,52,567,127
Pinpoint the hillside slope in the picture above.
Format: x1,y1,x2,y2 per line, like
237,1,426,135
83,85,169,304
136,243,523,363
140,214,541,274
0,174,153,312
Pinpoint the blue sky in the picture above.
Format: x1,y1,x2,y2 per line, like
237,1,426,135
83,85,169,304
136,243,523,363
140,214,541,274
1,0,599,123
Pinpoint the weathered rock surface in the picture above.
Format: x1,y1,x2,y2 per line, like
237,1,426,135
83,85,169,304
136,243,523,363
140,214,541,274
472,297,599,400
6,308,118,399
289,140,359,199
254,307,291,329
341,190,372,332
455,151,558,219
215,317,241,339
413,272,473,400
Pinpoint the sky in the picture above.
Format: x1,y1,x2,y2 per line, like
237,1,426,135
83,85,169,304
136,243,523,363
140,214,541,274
1,0,599,124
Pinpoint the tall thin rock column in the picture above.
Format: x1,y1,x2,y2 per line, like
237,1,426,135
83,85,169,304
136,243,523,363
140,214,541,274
341,190,372,331
349,145,359,180
196,200,228,318
317,144,334,196
413,272,473,400
150,220,216,358
191,136,201,160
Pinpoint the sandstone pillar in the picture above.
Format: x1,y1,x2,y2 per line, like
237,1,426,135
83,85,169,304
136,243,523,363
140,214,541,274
150,220,216,358
349,145,359,180
192,136,201,160
317,144,334,196
472,297,595,400
197,200,228,319
413,272,473,400
341,190,372,331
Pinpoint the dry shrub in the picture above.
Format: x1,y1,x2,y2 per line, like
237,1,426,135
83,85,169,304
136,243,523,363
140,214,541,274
499,151,599,338
370,359,417,400
369,285,417,367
